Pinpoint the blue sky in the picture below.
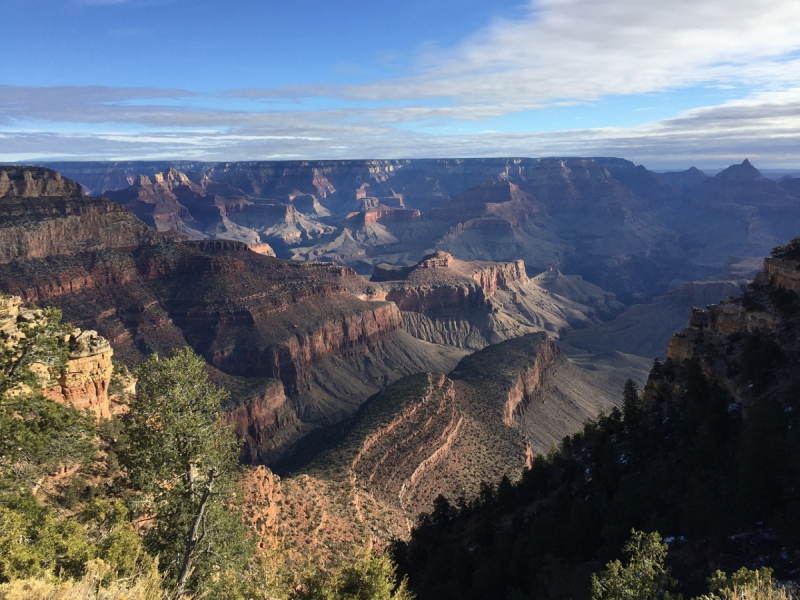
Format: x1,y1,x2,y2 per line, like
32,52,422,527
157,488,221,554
2,0,800,168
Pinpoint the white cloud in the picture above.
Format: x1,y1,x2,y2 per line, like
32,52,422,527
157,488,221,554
234,0,800,111
3,0,800,164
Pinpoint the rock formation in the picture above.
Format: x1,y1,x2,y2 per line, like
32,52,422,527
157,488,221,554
0,169,464,462
657,244,800,407
0,294,114,419
0,166,166,264
46,158,800,301
367,252,619,349
267,332,649,562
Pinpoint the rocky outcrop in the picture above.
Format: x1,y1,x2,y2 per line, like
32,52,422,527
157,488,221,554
0,167,84,198
686,159,796,208
46,330,114,419
501,338,559,427
0,167,164,265
227,380,300,464
0,170,465,461
663,250,800,406
369,252,605,349
430,180,545,224
273,332,648,559
103,168,330,255
764,256,800,294
345,207,421,227
1,294,114,419
470,259,527,296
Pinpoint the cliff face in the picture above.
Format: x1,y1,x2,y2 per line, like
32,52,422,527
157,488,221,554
269,331,648,563
1,295,114,419
0,167,163,265
661,250,800,407
764,256,800,293
44,158,800,300
226,379,301,464
0,240,460,439
368,252,605,349
0,167,84,198
46,329,114,419
501,338,559,427
0,169,466,462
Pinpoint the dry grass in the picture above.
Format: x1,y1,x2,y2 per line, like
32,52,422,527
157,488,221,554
0,559,163,600
719,582,792,600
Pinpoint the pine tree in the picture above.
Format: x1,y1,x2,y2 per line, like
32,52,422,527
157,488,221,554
622,379,642,424
122,347,251,599
590,530,677,600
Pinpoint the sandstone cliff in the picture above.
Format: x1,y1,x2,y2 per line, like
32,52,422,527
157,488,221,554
1,294,114,418
0,169,466,462
45,158,800,300
658,246,800,407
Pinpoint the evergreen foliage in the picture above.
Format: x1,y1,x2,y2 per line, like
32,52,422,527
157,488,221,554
770,237,800,261
396,357,800,600
0,300,95,489
295,551,415,600
122,347,252,598
590,530,677,600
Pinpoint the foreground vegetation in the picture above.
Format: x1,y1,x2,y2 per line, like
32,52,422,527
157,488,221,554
3,266,799,599
0,299,411,598
394,355,800,598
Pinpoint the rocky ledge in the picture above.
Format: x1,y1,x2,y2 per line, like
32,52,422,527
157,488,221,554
1,295,114,419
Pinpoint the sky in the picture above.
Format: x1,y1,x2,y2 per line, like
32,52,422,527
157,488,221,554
1,0,800,169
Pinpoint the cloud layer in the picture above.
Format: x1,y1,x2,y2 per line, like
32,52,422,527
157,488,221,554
3,0,800,167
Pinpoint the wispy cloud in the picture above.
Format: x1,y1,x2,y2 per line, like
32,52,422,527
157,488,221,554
3,0,800,165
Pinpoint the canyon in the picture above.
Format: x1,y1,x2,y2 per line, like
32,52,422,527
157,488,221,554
47,158,800,305
254,332,648,561
3,160,799,571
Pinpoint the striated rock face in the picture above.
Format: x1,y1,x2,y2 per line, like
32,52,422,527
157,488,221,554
0,167,84,199
764,256,800,293
104,168,297,255
45,158,800,300
0,170,466,462
273,332,649,562
501,337,559,427
662,250,800,406
226,380,300,464
449,333,647,454
0,294,114,419
368,252,607,349
47,329,114,419
0,167,164,265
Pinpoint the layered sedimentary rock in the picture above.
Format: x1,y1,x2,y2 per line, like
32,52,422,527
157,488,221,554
367,252,617,349
47,157,799,301
0,170,465,461
0,294,114,418
268,332,649,562
562,278,744,358
225,379,300,464
0,166,165,264
47,329,114,419
661,249,800,407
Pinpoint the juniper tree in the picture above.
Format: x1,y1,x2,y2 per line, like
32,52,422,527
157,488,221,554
122,347,251,599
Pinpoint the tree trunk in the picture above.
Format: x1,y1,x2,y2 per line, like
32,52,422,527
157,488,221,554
172,468,217,600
